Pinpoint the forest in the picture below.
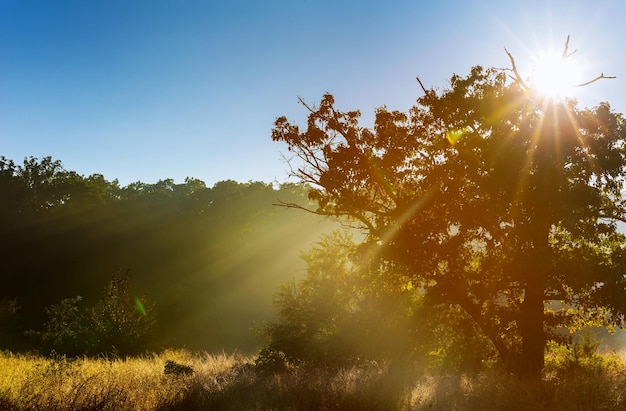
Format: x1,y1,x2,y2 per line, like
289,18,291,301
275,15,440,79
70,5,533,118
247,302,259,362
0,156,334,354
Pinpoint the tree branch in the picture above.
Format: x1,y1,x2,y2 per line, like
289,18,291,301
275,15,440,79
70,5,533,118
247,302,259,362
562,35,577,59
598,213,626,224
273,200,376,232
297,96,316,113
504,47,529,91
573,73,617,88
273,200,322,214
416,76,429,95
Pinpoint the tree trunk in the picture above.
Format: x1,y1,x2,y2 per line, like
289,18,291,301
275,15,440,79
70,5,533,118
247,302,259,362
519,279,545,379
518,216,550,379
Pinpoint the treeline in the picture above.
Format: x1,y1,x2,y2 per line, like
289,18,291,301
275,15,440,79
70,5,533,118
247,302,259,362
0,156,334,353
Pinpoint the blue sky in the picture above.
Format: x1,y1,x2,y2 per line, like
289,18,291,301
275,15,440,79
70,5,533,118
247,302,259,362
2,0,625,186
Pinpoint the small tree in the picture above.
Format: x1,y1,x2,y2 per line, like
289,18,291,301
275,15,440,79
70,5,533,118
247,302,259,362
33,296,85,355
85,270,156,355
31,271,155,356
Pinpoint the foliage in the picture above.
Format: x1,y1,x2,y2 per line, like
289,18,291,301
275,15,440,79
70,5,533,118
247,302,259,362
29,271,155,356
545,329,623,376
0,155,334,352
261,230,409,366
272,66,626,377
29,296,85,355
262,229,496,372
87,270,156,355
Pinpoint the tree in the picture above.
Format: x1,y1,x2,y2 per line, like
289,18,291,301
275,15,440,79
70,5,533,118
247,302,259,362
86,270,156,355
262,230,495,370
30,271,155,356
272,52,626,377
0,156,334,353
31,296,85,355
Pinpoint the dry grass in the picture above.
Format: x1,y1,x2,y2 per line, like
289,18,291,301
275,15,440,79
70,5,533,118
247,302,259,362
2,350,626,410
0,349,246,411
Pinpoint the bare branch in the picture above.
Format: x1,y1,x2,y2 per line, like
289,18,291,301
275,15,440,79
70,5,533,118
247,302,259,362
561,35,614,87
504,47,529,91
562,35,577,59
297,96,316,113
502,36,614,92
296,166,321,186
273,200,377,232
573,73,617,88
273,200,322,215
416,76,429,95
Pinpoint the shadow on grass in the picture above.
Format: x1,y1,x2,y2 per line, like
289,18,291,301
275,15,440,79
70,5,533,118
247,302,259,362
158,363,626,411
158,361,417,411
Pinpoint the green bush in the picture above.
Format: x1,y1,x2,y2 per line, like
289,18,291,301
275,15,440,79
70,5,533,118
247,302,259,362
28,271,155,356
545,328,622,376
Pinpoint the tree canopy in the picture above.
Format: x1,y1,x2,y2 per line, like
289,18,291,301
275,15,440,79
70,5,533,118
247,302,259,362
0,156,334,353
272,65,626,378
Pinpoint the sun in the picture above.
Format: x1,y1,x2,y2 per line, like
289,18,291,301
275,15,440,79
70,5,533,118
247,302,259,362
530,51,582,99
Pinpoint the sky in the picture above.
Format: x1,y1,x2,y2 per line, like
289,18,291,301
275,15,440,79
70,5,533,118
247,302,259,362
2,0,625,187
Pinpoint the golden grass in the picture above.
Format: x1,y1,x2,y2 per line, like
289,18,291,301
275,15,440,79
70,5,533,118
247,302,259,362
0,349,247,411
2,350,626,410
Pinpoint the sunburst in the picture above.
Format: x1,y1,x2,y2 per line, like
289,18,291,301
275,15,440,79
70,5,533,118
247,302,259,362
530,51,582,99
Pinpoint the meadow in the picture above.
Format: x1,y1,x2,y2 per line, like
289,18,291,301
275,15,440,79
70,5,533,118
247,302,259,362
2,348,626,410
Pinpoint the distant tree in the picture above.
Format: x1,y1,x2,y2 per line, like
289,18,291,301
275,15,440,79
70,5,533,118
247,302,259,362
272,56,626,377
0,155,333,353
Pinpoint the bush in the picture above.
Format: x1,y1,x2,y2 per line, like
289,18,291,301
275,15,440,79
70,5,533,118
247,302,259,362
545,328,622,376
28,271,155,356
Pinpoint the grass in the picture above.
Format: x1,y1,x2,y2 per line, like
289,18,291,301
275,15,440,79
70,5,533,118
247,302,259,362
1,349,626,410
0,349,244,411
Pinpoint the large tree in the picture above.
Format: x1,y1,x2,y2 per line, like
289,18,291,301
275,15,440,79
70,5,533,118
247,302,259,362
272,58,626,377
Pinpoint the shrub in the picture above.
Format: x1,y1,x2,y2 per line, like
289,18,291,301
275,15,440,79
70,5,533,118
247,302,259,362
28,271,155,356
545,328,622,376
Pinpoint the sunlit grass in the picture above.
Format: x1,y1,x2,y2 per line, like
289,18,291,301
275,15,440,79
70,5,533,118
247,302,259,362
0,349,248,411
1,349,626,410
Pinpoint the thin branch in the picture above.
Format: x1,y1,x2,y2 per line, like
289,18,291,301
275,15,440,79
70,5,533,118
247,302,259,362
297,96,316,113
562,35,577,59
416,76,429,95
504,47,529,91
273,200,322,215
273,200,376,232
573,73,617,88
598,213,626,224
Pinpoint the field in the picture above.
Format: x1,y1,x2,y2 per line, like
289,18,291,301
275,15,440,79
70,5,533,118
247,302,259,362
2,349,626,410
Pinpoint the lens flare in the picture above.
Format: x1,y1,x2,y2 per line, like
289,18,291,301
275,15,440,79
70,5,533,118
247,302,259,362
135,297,146,316
446,127,470,145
